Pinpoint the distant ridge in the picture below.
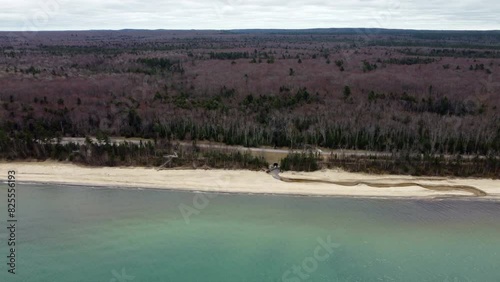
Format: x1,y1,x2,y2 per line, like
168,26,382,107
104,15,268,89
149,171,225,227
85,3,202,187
224,28,500,37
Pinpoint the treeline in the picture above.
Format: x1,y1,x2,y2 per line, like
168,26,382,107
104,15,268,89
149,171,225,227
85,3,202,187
369,40,500,51
241,87,320,110
3,105,499,158
362,91,486,116
327,154,499,178
402,95,485,116
148,116,500,155
384,57,436,65
0,136,268,170
38,45,127,56
209,52,250,60
133,58,184,74
1,127,498,177
153,86,236,111
279,152,500,178
280,153,321,172
399,48,500,59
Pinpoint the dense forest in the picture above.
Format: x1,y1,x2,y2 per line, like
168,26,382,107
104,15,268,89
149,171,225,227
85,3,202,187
0,29,499,176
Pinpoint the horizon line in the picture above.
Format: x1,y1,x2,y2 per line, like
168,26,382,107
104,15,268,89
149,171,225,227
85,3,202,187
1,27,500,33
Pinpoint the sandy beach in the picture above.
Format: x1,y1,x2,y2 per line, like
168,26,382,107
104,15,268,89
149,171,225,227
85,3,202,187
2,161,499,199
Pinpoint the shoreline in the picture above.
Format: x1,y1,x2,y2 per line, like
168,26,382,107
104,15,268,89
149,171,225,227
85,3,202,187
2,161,500,200
15,181,500,202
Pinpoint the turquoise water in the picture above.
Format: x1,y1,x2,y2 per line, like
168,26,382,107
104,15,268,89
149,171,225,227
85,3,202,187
1,184,500,282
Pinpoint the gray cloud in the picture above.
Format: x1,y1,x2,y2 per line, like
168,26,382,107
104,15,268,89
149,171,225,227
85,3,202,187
0,0,499,31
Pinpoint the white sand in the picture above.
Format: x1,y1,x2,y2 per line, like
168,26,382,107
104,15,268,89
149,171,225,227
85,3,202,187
2,161,499,199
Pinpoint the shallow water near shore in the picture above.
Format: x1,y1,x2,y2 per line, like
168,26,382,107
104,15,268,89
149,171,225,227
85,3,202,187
1,184,500,282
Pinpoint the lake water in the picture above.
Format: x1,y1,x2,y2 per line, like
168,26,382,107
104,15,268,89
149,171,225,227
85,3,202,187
1,184,500,282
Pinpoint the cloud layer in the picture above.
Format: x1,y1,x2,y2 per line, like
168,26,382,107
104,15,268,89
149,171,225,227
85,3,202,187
1,0,499,31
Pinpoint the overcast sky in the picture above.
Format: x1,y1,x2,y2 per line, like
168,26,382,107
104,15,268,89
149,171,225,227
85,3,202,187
0,0,499,31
